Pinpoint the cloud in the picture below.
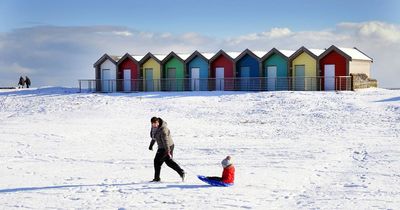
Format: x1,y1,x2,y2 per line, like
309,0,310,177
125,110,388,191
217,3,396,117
268,27,293,38
8,63,33,74
226,21,400,48
0,21,399,88
337,21,400,43
112,31,133,37
226,28,293,46
0,25,219,87
217,21,400,88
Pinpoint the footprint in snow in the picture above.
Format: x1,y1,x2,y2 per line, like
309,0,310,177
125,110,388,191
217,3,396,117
352,150,368,162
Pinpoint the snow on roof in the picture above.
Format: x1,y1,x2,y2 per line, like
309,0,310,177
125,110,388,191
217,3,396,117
176,53,191,60
277,49,295,57
200,52,215,60
308,49,325,56
338,47,372,61
153,54,167,61
252,51,268,58
225,51,241,59
109,55,121,62
100,47,372,63
132,55,144,61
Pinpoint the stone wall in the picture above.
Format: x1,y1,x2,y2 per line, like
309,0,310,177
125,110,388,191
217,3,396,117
351,73,378,90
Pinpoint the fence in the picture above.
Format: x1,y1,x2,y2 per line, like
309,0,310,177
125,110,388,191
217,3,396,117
78,76,352,93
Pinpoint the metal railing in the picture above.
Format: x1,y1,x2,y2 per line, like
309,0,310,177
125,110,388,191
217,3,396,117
78,76,352,93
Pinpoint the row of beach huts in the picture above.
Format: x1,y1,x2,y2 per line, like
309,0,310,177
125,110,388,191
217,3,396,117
83,45,374,92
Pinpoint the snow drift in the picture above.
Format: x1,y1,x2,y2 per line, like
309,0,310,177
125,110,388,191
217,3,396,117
0,87,399,209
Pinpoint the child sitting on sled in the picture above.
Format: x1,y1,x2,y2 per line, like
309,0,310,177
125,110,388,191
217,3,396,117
207,156,235,184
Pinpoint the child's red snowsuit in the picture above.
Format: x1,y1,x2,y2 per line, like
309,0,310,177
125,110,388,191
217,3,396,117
221,165,235,184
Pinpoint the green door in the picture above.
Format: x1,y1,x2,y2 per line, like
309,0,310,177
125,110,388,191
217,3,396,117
167,68,176,91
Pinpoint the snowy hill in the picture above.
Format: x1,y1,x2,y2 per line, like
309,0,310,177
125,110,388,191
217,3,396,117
0,87,399,209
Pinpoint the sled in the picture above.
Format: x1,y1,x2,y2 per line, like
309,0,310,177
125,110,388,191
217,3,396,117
197,175,233,187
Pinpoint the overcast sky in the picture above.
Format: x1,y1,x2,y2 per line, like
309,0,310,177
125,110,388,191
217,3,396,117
0,0,399,88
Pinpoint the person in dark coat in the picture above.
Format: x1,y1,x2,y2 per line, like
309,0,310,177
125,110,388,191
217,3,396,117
18,76,25,89
149,117,185,182
25,76,31,88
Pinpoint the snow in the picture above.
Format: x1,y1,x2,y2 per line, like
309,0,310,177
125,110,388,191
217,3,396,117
251,51,268,58
309,49,325,57
104,47,371,64
278,49,295,57
109,55,121,62
132,55,144,61
176,53,191,60
0,87,399,209
225,51,242,59
152,54,167,61
199,52,215,60
339,47,373,61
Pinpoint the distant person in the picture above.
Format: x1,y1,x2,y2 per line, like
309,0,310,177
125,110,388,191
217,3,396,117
18,76,25,89
206,156,235,184
25,76,31,88
148,117,185,182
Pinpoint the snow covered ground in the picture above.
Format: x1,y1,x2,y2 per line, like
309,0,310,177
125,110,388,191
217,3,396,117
0,87,399,209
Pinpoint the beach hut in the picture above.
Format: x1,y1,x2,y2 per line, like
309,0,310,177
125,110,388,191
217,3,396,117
140,53,163,91
261,48,294,91
235,49,261,91
116,53,140,92
319,45,373,90
209,50,237,91
185,51,210,91
93,54,120,92
289,47,324,91
162,52,189,91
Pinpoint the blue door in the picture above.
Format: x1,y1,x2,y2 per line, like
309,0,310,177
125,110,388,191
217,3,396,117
240,67,250,90
191,67,200,91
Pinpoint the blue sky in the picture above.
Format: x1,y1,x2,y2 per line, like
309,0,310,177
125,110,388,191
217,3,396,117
1,0,399,36
0,0,399,87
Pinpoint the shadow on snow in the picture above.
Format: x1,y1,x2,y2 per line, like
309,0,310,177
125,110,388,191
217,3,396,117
375,96,400,102
0,86,259,98
0,87,80,96
0,182,212,193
